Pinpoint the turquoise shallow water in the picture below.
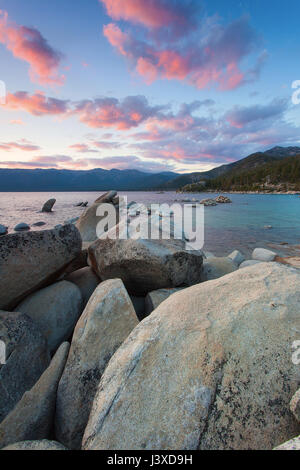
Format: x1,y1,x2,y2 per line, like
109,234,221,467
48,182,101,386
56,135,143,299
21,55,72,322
0,191,299,257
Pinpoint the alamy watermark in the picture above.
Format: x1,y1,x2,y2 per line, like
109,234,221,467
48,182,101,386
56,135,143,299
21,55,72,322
96,197,205,251
0,340,6,365
292,80,300,105
0,80,6,105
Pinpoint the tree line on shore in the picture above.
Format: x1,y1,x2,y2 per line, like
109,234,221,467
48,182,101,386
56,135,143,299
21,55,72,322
180,155,300,192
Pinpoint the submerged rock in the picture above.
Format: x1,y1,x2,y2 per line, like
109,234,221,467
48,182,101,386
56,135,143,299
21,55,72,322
0,224,82,310
42,199,56,213
0,343,69,449
0,311,50,423
32,221,46,227
55,279,138,449
16,281,82,354
82,263,300,451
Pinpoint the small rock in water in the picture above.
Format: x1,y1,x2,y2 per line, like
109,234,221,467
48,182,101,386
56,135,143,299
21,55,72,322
42,199,56,213
82,202,88,207
0,224,8,235
252,248,277,262
14,223,30,232
32,221,46,227
75,202,84,207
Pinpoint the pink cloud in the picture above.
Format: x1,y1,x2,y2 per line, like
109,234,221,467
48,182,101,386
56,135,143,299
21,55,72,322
73,95,165,130
0,140,40,151
100,0,196,34
5,91,69,116
0,10,64,85
102,13,263,91
69,143,98,153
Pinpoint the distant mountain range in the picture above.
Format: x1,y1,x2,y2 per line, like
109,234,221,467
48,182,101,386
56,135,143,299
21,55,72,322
0,146,299,191
0,168,177,191
179,147,300,193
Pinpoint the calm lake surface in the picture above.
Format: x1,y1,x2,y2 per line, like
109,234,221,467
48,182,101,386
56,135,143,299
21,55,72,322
1,191,300,257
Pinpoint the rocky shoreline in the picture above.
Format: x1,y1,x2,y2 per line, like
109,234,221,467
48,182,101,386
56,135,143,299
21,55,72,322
0,191,299,451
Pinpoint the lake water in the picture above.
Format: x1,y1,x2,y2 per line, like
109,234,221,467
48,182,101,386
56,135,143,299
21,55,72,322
0,191,300,257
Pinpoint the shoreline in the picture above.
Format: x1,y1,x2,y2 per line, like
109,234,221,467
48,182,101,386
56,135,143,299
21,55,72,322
178,190,300,195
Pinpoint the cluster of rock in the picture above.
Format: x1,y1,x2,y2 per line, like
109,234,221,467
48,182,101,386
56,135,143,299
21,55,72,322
215,195,232,203
199,195,232,206
0,191,299,451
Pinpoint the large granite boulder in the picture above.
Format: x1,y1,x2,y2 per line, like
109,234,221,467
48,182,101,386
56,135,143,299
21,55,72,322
83,263,300,450
55,279,139,449
65,267,100,308
0,343,69,449
2,440,68,450
88,238,204,296
201,257,238,281
0,312,50,422
16,281,83,354
76,191,118,242
0,225,82,310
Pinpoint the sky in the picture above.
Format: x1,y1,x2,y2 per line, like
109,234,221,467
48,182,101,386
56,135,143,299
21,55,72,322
0,0,299,174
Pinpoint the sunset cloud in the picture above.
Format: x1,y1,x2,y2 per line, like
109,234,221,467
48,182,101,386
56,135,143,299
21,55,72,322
73,95,166,129
0,10,65,85
100,0,198,36
1,87,298,170
102,3,264,91
5,91,69,116
0,139,40,151
69,143,98,153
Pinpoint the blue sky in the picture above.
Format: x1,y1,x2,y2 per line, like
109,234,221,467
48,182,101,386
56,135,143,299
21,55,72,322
0,0,299,173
